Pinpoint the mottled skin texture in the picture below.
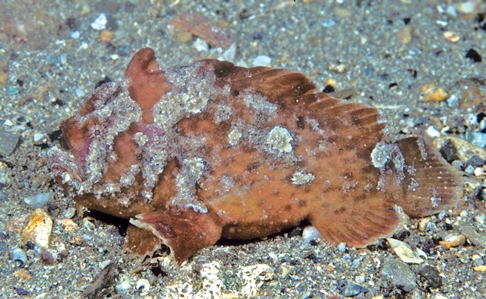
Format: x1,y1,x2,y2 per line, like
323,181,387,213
48,48,463,265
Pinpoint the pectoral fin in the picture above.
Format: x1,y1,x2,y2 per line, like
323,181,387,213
129,208,222,265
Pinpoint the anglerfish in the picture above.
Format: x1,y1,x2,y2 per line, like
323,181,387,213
47,48,463,265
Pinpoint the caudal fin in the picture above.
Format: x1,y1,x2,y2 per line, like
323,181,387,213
382,137,463,217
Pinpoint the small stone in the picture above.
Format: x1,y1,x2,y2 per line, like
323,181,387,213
334,7,352,17
443,31,460,42
175,31,193,43
421,84,448,102
474,213,485,225
439,234,465,248
193,39,209,56
302,225,323,243
6,86,19,95
381,258,417,292
474,265,486,272
396,26,414,44
469,132,486,148
465,164,475,175
23,192,53,208
115,279,131,296
99,29,114,42
252,55,272,67
419,265,442,288
459,226,486,247
474,167,484,176
418,218,432,231
40,250,55,265
343,280,368,297
15,288,28,296
455,0,480,15
329,63,347,73
337,242,347,252
0,130,19,156
425,126,441,138
71,31,80,39
91,13,107,30
0,69,8,84
75,88,85,97
33,132,45,142
472,254,484,266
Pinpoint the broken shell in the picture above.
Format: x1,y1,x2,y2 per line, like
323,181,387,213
136,278,150,292
63,207,76,219
22,209,53,249
387,238,424,264
439,234,466,248
443,31,460,43
10,247,27,266
421,84,448,102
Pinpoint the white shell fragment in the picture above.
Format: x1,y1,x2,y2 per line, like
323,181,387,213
136,278,150,293
387,238,424,264
22,209,53,249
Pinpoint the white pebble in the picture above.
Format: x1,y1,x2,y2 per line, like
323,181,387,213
24,192,53,208
91,14,107,30
115,280,131,295
75,88,85,97
474,213,485,224
425,126,441,138
302,225,323,243
252,55,272,67
71,31,80,39
474,167,484,177
193,39,209,55
33,133,45,142
337,242,347,252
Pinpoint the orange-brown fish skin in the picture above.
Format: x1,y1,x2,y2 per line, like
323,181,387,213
47,48,463,265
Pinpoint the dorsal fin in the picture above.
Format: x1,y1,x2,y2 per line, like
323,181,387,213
203,59,384,138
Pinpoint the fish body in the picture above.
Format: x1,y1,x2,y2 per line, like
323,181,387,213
48,48,462,264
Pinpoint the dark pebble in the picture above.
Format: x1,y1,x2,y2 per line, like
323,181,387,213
439,140,459,163
419,265,442,288
465,155,486,168
322,85,335,93
393,229,411,241
15,288,28,295
305,253,322,263
40,250,55,265
466,48,482,63
381,258,417,292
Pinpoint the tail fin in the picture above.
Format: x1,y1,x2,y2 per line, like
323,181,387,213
382,137,463,217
